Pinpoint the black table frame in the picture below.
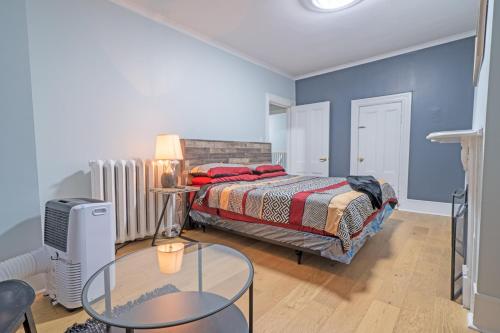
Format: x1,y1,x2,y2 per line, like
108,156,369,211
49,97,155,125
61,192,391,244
151,188,199,246
0,279,37,333
84,243,254,333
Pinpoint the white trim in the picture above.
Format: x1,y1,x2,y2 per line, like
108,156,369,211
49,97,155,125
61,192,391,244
350,92,412,204
426,128,483,144
265,93,294,167
295,31,476,80
468,313,481,332
266,93,295,109
472,287,500,333
109,0,293,79
467,283,500,333
264,93,294,142
467,312,492,333
397,199,451,216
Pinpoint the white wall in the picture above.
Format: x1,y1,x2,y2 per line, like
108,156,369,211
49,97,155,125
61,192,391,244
472,0,500,331
472,3,494,131
25,0,294,208
0,0,42,260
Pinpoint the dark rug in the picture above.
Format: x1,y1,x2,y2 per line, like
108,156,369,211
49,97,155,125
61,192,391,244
66,284,179,333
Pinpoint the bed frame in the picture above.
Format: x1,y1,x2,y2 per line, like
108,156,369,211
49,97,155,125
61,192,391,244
179,139,391,265
180,139,312,263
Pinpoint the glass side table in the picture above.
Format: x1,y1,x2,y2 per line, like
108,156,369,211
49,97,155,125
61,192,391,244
149,186,199,246
82,243,254,333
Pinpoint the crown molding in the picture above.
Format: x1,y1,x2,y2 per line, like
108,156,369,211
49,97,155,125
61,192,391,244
294,30,477,80
108,0,294,80
107,0,476,83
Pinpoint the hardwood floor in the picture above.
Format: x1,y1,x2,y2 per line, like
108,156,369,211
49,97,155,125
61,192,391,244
23,210,472,333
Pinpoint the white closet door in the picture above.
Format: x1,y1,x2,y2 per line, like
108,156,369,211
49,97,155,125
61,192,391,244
356,102,402,195
288,102,330,177
357,106,380,176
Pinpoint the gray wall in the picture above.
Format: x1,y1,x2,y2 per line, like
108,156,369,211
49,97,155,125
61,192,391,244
296,38,475,202
0,0,43,261
25,0,294,207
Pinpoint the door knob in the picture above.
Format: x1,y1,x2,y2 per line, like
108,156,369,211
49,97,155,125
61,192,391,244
319,157,328,162
358,157,364,162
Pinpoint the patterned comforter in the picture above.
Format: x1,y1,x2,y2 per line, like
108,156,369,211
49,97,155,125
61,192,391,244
195,175,397,251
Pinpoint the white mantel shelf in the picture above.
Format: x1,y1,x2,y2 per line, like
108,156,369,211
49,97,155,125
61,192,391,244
426,129,483,143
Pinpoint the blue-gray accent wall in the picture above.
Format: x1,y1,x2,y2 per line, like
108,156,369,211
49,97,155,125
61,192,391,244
296,38,475,203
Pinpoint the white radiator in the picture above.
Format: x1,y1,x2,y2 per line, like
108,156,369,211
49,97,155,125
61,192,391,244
89,159,178,244
272,151,287,169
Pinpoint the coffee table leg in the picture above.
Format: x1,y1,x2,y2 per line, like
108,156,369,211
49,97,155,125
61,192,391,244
104,267,111,317
249,281,253,333
198,243,203,292
23,308,37,333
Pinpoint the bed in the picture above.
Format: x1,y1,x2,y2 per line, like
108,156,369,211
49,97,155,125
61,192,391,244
181,139,397,264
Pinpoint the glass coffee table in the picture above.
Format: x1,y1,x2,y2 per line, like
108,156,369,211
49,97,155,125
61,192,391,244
82,243,254,332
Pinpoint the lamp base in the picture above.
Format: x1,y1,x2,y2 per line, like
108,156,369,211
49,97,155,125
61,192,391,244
161,172,176,188
159,160,180,188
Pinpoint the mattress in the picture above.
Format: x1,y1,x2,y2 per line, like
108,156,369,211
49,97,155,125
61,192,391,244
192,174,397,252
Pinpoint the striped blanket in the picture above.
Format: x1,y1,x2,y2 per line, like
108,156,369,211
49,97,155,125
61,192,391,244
195,175,397,251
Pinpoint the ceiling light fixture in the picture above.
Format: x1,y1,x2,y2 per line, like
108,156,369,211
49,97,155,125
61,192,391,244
301,0,363,12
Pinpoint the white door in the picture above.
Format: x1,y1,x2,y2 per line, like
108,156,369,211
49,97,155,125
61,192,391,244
351,93,412,199
357,102,402,192
288,102,330,177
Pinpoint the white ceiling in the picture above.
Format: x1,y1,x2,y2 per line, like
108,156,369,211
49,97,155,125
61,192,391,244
111,0,478,78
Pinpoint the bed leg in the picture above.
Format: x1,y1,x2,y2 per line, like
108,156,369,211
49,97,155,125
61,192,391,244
295,250,303,265
202,225,206,233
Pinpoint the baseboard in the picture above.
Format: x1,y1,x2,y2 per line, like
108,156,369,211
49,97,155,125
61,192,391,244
473,288,500,333
398,199,451,216
468,313,482,332
463,265,471,309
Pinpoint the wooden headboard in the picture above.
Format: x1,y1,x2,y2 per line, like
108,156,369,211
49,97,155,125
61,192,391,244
180,139,272,171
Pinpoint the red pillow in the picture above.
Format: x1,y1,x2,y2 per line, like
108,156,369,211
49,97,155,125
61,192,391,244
253,164,285,174
191,174,259,185
258,171,287,179
212,174,259,183
206,166,252,178
191,177,214,186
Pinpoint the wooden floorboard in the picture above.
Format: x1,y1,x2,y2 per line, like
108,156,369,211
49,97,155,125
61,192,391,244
22,210,473,333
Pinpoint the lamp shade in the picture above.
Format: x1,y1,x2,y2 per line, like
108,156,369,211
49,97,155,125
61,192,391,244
155,134,183,160
157,243,185,274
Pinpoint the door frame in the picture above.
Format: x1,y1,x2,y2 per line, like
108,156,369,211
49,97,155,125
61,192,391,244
265,93,294,141
265,93,294,166
350,92,412,202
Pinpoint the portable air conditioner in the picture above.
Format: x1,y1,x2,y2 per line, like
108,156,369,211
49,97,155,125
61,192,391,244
44,198,115,309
